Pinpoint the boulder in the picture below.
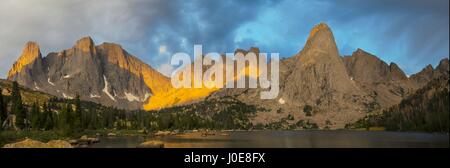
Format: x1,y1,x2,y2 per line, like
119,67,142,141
68,139,79,145
3,138,72,148
154,131,171,136
47,140,73,148
79,135,99,144
80,135,89,141
137,140,164,148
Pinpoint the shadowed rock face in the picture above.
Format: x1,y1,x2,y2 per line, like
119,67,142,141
410,58,449,88
342,49,409,84
7,36,169,110
280,23,368,111
341,49,415,108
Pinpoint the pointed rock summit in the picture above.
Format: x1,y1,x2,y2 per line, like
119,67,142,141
436,58,449,75
74,36,96,54
389,63,408,81
410,64,434,86
8,42,43,78
410,58,449,88
301,23,338,57
281,23,366,111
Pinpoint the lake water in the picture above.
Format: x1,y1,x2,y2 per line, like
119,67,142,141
88,130,449,148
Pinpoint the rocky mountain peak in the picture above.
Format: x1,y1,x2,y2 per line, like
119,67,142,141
7,41,42,78
410,58,449,87
74,36,96,54
343,48,408,83
307,22,331,40
351,48,379,61
355,48,365,53
423,64,434,73
409,64,436,88
389,63,408,80
299,23,339,63
281,23,365,111
437,58,449,73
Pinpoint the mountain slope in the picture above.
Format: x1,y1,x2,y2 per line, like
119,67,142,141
381,75,449,132
410,58,449,88
341,49,416,108
350,74,449,132
8,37,171,110
0,79,53,106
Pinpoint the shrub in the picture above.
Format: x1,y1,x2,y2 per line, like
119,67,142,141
303,105,313,116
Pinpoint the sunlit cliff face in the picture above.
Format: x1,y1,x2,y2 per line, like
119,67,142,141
143,49,264,110
7,42,42,78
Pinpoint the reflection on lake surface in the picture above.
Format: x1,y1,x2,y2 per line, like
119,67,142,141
88,130,449,148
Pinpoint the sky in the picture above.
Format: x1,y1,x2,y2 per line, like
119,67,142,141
0,0,448,77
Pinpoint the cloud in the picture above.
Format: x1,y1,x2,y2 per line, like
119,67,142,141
0,0,170,77
0,0,276,78
233,0,449,74
0,0,448,78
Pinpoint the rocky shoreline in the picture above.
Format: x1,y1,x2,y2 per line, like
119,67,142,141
2,129,232,148
3,138,72,148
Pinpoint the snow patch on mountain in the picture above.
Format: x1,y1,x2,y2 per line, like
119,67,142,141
48,78,55,86
102,75,116,101
34,82,40,90
143,92,152,102
62,92,73,99
90,94,101,98
278,98,285,105
124,92,140,102
63,74,71,79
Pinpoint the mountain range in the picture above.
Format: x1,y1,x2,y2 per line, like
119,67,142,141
6,23,449,128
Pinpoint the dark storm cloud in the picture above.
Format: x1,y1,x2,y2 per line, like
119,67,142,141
0,0,277,77
233,0,448,74
327,0,449,73
137,0,278,64
0,0,448,77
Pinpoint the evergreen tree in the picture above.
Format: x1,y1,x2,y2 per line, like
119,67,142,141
30,102,40,130
303,105,313,117
58,102,73,135
74,95,82,130
11,81,26,130
0,87,6,124
38,103,47,129
66,103,74,131
42,103,53,130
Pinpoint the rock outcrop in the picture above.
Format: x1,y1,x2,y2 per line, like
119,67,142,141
3,138,72,148
137,140,164,148
410,58,449,88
